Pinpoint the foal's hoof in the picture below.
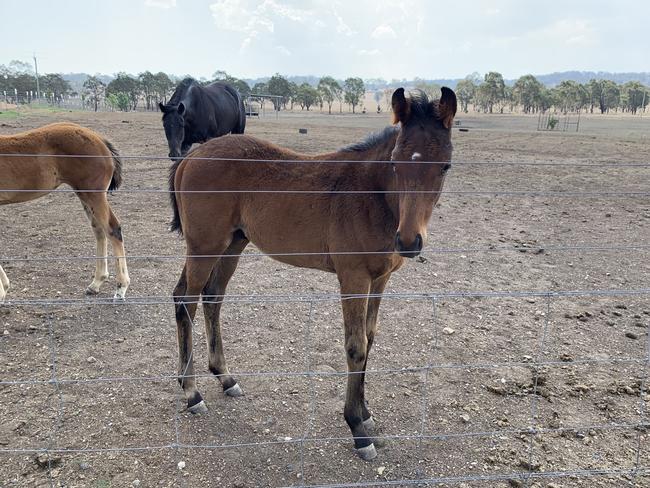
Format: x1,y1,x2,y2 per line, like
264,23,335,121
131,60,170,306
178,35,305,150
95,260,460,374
113,288,127,302
355,443,377,461
85,286,100,296
112,294,126,304
224,383,244,397
188,400,208,415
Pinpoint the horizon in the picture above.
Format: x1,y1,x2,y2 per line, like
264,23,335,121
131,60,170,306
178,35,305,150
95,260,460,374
0,1,648,81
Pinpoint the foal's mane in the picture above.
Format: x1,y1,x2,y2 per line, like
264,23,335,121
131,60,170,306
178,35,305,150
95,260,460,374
168,78,198,106
340,90,439,153
340,126,399,153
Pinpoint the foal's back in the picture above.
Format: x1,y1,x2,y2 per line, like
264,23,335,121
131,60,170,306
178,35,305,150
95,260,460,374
173,133,398,274
0,123,115,204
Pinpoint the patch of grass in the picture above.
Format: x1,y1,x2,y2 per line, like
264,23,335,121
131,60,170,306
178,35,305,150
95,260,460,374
0,110,19,119
95,480,111,488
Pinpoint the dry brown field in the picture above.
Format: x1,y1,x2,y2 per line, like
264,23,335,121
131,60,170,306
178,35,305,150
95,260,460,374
1,106,650,487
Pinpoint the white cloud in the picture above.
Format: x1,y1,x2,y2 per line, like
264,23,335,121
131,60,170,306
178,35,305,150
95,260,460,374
276,45,291,56
358,49,380,56
144,0,176,8
371,24,397,39
529,19,597,47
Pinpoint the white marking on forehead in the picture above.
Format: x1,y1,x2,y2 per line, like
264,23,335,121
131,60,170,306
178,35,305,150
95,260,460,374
411,152,422,161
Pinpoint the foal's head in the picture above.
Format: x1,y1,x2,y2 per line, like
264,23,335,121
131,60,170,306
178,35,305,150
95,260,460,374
159,102,186,160
389,87,457,258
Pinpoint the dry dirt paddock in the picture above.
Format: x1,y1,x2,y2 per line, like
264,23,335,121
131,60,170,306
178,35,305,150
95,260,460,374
1,107,650,488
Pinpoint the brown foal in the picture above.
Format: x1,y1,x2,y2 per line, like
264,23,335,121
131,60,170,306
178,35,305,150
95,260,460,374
0,122,130,301
170,87,457,460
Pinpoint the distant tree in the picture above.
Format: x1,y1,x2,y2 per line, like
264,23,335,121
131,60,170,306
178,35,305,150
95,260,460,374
555,80,588,113
139,71,157,110
455,77,477,113
478,71,506,114
106,92,130,112
414,79,441,100
83,75,105,112
588,79,620,114
153,72,174,105
343,77,365,113
107,73,141,111
212,70,251,97
317,76,341,114
288,81,299,110
513,75,544,114
620,81,648,114
294,83,320,111
8,60,33,74
39,73,71,100
266,74,292,110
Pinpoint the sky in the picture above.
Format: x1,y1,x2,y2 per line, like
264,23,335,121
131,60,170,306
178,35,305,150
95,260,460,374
1,0,648,80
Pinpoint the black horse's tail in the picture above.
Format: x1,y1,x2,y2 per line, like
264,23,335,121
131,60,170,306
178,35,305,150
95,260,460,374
168,159,183,234
104,139,123,191
226,84,246,134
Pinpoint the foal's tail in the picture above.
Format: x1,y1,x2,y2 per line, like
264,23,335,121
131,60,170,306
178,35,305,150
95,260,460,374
168,159,183,235
103,139,123,191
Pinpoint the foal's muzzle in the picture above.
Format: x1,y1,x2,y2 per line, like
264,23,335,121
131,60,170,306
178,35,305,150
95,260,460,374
395,232,423,258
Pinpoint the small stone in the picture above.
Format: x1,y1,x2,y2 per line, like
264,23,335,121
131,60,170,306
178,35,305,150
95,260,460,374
460,414,470,423
377,466,386,475
79,462,90,471
3,329,8,336
86,356,97,363
132,481,141,487
177,461,186,470
442,327,455,335
626,332,639,340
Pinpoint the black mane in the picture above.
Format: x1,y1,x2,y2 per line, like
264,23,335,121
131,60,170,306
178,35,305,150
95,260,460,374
341,125,399,153
408,90,438,120
168,78,198,106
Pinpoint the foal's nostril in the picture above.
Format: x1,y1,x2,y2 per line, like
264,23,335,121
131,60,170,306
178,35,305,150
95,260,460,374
395,232,423,258
415,233,423,252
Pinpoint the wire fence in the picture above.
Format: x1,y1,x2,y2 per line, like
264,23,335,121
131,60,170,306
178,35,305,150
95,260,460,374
1,155,649,487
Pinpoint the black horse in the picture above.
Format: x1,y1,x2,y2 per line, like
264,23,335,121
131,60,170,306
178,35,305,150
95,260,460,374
159,78,246,160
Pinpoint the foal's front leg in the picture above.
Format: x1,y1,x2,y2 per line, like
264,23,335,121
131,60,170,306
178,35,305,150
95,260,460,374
360,273,391,433
339,273,375,460
0,265,8,301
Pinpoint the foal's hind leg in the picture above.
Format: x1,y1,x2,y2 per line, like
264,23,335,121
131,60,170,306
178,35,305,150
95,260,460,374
0,265,8,301
202,235,248,397
81,204,109,295
79,193,130,300
174,256,219,413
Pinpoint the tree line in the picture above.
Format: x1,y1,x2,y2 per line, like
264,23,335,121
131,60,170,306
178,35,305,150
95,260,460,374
1,60,648,115
452,72,649,115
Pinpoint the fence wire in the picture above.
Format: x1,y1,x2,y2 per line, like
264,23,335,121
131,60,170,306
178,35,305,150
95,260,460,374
1,154,649,487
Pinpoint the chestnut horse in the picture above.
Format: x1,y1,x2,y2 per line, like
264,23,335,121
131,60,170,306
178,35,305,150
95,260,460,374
0,123,130,301
170,88,457,460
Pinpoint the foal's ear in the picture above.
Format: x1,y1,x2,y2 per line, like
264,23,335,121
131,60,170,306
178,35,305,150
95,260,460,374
178,102,186,115
391,88,411,125
438,87,457,129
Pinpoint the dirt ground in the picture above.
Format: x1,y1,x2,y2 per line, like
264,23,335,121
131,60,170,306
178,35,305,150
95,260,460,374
1,106,650,488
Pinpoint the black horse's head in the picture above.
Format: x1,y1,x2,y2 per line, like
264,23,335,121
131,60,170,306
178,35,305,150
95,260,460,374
159,102,186,160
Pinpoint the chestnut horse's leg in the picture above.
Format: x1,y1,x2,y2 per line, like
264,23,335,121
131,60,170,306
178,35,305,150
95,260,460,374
360,273,391,432
174,255,219,413
202,235,249,397
78,193,130,300
81,204,109,296
0,265,8,301
338,272,376,460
